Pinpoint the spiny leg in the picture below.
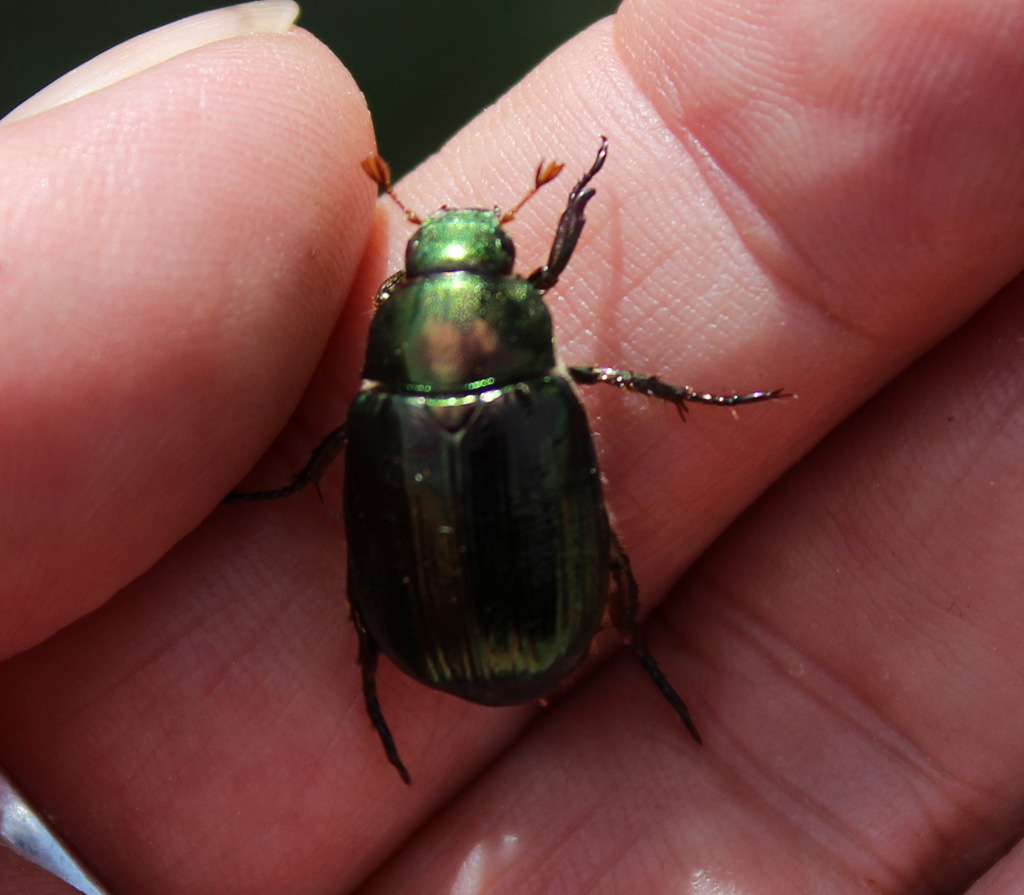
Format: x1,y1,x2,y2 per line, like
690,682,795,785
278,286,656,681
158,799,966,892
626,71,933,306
224,423,348,503
570,365,785,417
350,601,411,784
527,137,608,293
608,525,702,744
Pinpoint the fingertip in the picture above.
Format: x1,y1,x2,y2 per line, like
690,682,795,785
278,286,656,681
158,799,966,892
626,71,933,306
0,24,376,656
2,0,302,124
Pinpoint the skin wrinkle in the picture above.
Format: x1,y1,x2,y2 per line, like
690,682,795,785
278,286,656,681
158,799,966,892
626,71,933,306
602,31,750,281
682,124,872,336
51,615,199,728
517,689,673,889
804,385,1024,676
688,563,1013,891
698,555,926,781
509,730,632,891
53,540,329,795
547,793,634,895
613,2,1009,358
624,88,886,356
685,589,915,888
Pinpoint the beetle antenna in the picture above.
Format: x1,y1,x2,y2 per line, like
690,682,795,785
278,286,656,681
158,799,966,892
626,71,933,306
499,157,564,224
361,153,423,225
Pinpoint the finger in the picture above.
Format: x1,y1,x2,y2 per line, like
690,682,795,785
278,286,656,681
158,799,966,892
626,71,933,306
0,17,375,657
682,277,1024,892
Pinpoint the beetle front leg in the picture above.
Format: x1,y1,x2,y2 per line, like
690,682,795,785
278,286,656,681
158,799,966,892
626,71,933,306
527,137,608,293
350,600,412,784
224,423,348,503
571,366,784,417
608,527,702,745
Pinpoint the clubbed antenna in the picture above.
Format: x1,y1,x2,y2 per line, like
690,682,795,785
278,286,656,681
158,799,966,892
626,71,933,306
361,153,423,224
499,157,565,224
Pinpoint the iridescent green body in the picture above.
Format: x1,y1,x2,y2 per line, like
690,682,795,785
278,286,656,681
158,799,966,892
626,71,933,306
345,209,609,702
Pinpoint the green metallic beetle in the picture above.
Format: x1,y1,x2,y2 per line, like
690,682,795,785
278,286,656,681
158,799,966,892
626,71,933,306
228,138,782,783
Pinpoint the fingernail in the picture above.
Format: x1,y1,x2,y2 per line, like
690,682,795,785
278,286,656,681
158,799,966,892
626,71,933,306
2,0,301,124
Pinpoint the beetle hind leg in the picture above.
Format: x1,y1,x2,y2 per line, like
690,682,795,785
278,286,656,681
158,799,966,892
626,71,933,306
350,602,412,784
608,528,702,745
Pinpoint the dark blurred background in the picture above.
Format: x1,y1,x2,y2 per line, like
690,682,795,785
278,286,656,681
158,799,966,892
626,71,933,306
1,0,618,177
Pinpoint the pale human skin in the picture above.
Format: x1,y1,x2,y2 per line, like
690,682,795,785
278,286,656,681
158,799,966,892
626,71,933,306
2,0,1024,892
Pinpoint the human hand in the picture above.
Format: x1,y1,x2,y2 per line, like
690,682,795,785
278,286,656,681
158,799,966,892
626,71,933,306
2,0,1023,893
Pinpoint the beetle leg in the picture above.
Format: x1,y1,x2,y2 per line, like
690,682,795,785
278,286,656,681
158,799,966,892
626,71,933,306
527,137,608,293
224,423,348,503
570,365,785,418
350,601,412,784
372,269,407,308
608,526,702,745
